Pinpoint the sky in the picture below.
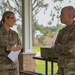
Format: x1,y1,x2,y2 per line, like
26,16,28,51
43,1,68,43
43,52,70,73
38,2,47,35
0,0,2,3
36,0,75,27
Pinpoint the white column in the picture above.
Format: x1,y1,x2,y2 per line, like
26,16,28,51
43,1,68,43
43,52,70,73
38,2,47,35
19,1,36,71
22,0,32,53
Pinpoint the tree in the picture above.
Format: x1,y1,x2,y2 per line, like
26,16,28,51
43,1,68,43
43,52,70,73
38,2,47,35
0,0,22,21
32,0,49,45
32,0,48,18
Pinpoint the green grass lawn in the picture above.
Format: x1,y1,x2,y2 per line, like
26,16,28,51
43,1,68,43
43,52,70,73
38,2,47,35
32,46,41,52
36,60,58,75
32,46,58,75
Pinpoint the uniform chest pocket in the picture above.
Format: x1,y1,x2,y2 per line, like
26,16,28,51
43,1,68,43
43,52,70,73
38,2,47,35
0,34,16,46
61,32,72,43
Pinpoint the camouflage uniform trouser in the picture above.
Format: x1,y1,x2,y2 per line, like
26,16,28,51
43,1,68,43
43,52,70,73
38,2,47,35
58,67,75,75
0,68,19,75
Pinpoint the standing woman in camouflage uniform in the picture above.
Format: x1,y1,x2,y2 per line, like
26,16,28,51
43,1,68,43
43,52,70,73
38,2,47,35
0,11,22,75
54,6,75,75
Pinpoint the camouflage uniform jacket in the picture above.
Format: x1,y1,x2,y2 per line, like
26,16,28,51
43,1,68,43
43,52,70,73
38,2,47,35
54,21,75,68
0,26,21,70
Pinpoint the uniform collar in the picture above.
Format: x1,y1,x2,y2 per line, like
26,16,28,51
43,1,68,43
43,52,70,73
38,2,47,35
1,26,12,34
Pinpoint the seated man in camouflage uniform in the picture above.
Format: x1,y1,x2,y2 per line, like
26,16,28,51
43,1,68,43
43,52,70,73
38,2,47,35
0,11,22,75
54,6,75,75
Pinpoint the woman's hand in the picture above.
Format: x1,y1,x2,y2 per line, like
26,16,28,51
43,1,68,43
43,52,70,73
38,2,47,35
7,45,22,51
